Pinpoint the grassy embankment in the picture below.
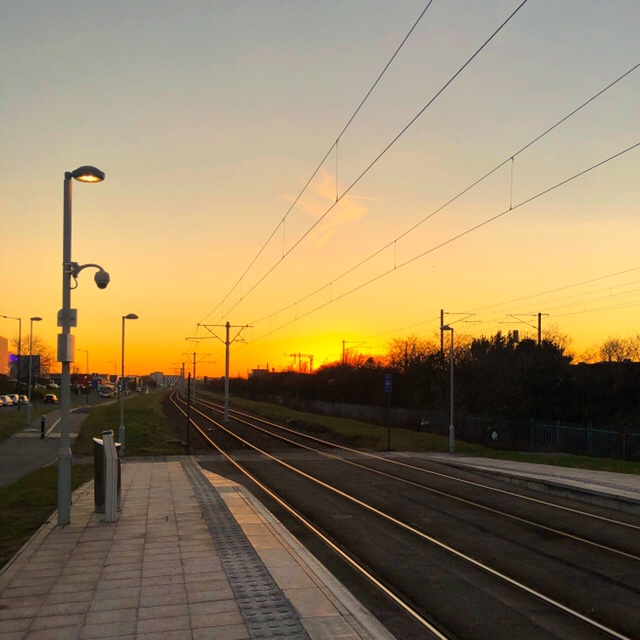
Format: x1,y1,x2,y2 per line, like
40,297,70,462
0,392,184,570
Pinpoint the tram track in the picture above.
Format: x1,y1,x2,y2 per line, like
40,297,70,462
169,392,640,640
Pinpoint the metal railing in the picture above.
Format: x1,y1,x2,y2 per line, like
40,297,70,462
287,398,640,461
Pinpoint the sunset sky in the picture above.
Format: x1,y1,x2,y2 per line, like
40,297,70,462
2,0,638,379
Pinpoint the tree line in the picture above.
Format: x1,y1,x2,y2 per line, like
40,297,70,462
226,331,640,430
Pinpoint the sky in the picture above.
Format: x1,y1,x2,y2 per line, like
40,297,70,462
1,0,638,379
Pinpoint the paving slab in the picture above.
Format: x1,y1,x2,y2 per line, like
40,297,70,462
0,458,394,640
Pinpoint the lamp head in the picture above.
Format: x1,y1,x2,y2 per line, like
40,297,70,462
30,316,42,322
124,313,138,321
70,165,105,183
441,325,452,331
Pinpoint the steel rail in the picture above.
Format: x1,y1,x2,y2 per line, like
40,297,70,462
192,396,640,563
174,393,634,640
169,393,450,640
199,396,640,532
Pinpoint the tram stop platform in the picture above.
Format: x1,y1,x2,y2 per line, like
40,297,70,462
0,457,393,640
416,452,640,515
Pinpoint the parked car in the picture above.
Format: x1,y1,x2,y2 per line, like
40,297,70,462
43,394,58,404
0,395,13,406
7,394,20,405
18,395,30,405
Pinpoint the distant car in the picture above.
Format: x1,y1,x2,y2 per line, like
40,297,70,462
19,395,29,405
43,394,58,404
7,394,20,405
0,395,13,406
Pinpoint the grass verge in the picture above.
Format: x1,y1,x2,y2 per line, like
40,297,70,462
0,465,94,569
73,393,186,457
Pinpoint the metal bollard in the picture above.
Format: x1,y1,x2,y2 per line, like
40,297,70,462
40,416,45,439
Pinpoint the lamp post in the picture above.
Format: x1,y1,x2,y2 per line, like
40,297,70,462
107,361,116,386
78,348,89,374
1,315,22,407
441,325,455,453
58,165,106,526
119,313,138,456
27,316,42,426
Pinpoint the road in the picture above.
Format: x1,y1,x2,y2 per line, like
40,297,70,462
0,405,90,487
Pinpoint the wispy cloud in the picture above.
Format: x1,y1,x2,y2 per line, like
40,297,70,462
292,169,369,246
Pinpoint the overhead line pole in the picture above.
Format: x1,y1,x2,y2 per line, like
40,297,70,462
506,313,549,345
192,322,251,422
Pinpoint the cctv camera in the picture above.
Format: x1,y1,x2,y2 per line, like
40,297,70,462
94,269,110,289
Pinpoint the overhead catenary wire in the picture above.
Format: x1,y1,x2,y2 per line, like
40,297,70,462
197,0,437,327
188,9,637,369
297,266,640,347
241,142,639,344
244,61,640,329
198,0,530,329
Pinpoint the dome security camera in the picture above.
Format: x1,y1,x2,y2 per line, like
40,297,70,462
94,269,110,289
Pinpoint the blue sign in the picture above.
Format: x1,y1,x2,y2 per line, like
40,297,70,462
384,374,392,393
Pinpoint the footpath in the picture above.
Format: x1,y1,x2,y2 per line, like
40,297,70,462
0,410,638,639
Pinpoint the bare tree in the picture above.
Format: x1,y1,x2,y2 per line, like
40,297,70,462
12,335,56,375
627,334,640,361
598,336,632,362
386,335,438,372
543,324,573,357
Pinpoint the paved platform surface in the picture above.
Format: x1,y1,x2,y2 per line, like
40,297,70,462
415,452,640,514
0,457,393,640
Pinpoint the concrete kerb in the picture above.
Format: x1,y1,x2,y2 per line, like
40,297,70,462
436,459,640,516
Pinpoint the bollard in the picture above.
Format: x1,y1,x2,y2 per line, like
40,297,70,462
40,416,45,439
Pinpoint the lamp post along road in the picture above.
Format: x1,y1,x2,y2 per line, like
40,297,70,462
58,165,107,526
1,315,22,408
78,348,89,374
441,325,455,453
27,316,42,426
119,313,138,456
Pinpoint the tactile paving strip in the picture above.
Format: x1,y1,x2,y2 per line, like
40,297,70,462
181,458,311,639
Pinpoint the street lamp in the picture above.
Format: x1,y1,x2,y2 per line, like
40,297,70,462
58,165,107,526
108,361,116,385
441,325,455,453
1,315,22,407
119,313,138,456
27,316,42,426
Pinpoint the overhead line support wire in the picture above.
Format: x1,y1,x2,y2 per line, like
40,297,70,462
247,142,639,338
467,266,640,316
198,1,436,326
250,84,640,329
397,143,640,271
214,1,530,325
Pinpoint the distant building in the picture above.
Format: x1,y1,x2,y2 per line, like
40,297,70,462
249,368,270,378
161,374,181,387
150,372,164,386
